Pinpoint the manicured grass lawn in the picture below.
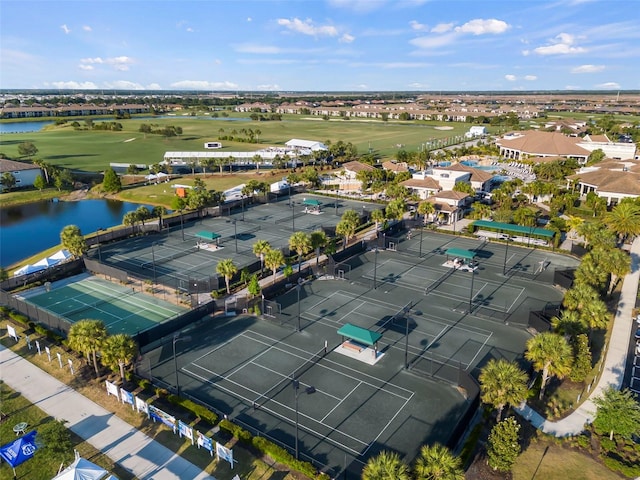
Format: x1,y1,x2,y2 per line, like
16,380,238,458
512,439,623,480
1,115,473,173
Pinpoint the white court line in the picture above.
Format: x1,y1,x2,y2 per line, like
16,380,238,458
471,282,488,302
465,332,494,369
507,287,527,313
425,325,449,351
321,382,362,423
337,301,367,324
363,392,415,456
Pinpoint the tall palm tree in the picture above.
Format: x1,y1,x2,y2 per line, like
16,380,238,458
562,282,599,312
310,230,328,266
418,201,435,224
216,258,238,294
479,359,529,421
371,208,386,231
573,252,609,291
252,240,271,274
289,231,312,272
592,246,632,296
413,443,464,480
362,451,410,480
264,248,285,285
152,206,167,230
101,334,138,381
604,201,640,241
67,319,108,378
525,332,573,399
551,309,585,338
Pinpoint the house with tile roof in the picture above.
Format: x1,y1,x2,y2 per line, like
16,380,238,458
0,159,42,191
423,191,471,225
400,177,441,200
566,162,640,206
381,161,409,173
496,131,592,163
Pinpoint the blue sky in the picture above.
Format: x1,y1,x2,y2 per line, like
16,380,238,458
1,0,638,91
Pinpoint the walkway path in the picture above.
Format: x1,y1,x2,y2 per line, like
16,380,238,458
0,344,216,480
515,236,640,436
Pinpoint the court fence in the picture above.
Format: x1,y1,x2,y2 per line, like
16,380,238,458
0,288,73,336
1,258,85,292
84,257,128,283
553,268,575,290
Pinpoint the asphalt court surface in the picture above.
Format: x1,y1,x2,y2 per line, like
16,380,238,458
184,328,414,455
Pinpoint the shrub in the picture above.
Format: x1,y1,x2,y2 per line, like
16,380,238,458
167,396,218,425
8,311,30,326
602,455,640,477
575,434,590,450
138,379,151,391
155,387,169,398
599,436,616,453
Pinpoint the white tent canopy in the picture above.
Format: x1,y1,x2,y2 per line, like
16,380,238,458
49,249,71,261
34,257,60,268
13,264,46,277
51,456,117,480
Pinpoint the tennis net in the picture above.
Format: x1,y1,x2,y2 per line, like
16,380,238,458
62,289,136,318
253,346,327,410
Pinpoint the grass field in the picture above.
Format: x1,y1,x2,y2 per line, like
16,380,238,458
1,115,473,173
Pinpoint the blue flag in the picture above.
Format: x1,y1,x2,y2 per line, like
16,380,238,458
0,430,38,468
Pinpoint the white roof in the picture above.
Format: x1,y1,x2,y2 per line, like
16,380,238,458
285,139,328,151
51,457,112,480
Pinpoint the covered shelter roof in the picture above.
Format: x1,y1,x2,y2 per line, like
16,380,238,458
195,231,221,241
445,248,477,260
337,323,382,346
302,198,321,206
471,220,555,239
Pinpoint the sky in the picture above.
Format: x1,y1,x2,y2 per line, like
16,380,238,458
1,0,639,92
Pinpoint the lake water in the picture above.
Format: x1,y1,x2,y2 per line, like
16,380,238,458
0,120,54,133
0,199,149,267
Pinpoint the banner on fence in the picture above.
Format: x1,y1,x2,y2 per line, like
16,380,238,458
120,389,135,409
196,431,213,456
149,405,176,432
135,396,149,417
105,381,119,398
216,442,235,469
178,420,194,445
6,324,18,342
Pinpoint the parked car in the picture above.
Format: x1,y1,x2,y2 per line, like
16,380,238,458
636,341,640,356
635,328,640,340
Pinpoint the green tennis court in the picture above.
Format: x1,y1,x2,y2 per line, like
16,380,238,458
24,276,187,336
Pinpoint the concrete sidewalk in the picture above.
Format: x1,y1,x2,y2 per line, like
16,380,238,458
515,236,640,436
0,345,216,480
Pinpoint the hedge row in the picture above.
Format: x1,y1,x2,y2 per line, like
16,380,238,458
167,394,218,426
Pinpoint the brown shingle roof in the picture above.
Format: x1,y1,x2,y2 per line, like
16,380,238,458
0,159,39,173
434,190,470,201
401,178,441,190
569,170,640,195
444,163,494,182
382,161,409,172
342,161,375,172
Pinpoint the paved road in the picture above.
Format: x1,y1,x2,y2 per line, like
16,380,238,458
515,236,640,436
0,344,216,480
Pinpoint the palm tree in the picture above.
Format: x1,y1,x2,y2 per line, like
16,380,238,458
551,309,585,338
336,210,360,249
310,230,328,266
594,247,631,296
252,240,271,274
289,231,312,272
418,201,435,224
525,332,573,399
101,334,138,381
264,248,285,284
479,359,529,421
604,201,640,241
371,208,386,231
413,443,464,480
563,282,599,312
566,215,584,241
67,319,108,378
152,206,167,230
362,450,410,480
216,258,238,294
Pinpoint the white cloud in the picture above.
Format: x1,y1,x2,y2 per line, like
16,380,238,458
505,74,517,81
79,56,134,71
60,24,71,34
82,25,92,32
78,64,94,71
256,84,281,90
277,18,338,37
431,22,454,33
146,83,162,90
247,17,252,22
533,33,587,55
596,81,620,89
410,32,458,49
104,80,147,90
565,85,581,90
408,82,429,89
327,0,385,13
524,75,537,81
355,83,369,89
410,20,428,32
214,58,222,65
571,64,604,73
340,33,355,43
170,80,239,90
234,44,282,54
454,19,509,35
50,81,97,89
236,58,295,65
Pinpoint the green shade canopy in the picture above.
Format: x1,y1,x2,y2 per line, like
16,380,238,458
471,220,555,239
195,231,221,241
337,323,382,346
445,248,477,260
302,199,321,206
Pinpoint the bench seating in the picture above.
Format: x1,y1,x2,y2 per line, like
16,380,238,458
343,341,365,353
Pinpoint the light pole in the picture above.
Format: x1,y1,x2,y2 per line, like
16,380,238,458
151,242,157,285
241,194,245,221
291,201,296,231
419,214,424,258
373,243,378,290
293,379,316,460
469,267,476,313
233,220,238,253
180,211,185,241
172,333,192,396
296,284,302,332
503,237,509,275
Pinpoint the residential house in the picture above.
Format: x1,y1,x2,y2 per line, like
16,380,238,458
0,159,42,191
566,161,640,206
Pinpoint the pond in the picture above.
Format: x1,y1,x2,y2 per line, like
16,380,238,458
0,198,150,267
0,120,54,134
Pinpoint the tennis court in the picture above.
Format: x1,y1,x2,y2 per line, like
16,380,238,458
23,275,187,335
